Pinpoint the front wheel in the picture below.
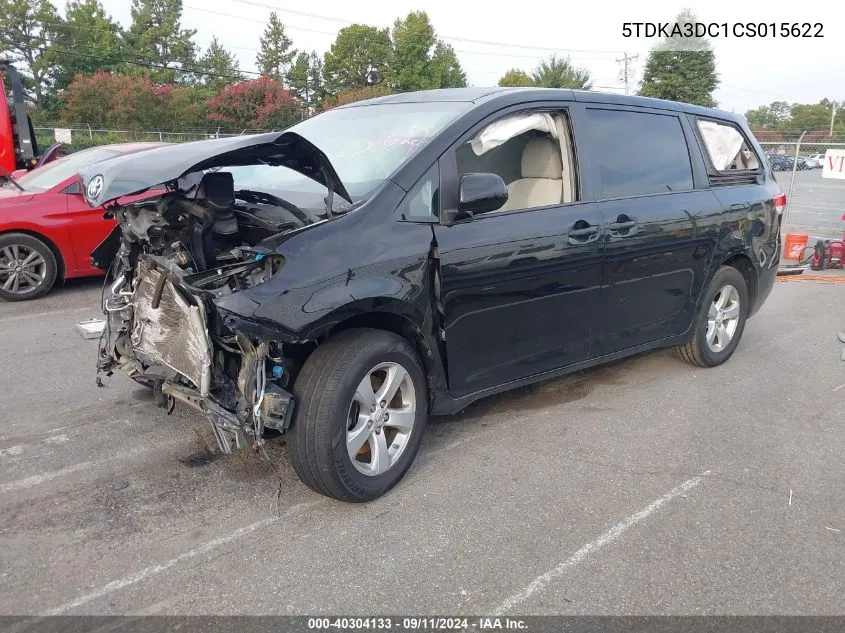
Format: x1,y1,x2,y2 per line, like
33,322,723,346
674,265,749,368
287,328,429,502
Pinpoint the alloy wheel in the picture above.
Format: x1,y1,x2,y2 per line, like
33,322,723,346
0,244,48,296
346,361,417,476
706,284,740,353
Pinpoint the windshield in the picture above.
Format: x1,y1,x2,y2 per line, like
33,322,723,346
222,101,469,206
16,147,123,191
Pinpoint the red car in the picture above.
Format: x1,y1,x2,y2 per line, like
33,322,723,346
0,142,164,301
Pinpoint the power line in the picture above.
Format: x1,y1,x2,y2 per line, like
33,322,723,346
615,52,638,95
0,37,259,82
194,1,626,55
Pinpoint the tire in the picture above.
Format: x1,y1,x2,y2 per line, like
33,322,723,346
0,233,58,301
674,265,749,368
287,328,429,502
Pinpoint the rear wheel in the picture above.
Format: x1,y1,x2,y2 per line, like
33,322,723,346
0,233,57,301
287,328,429,502
674,265,748,368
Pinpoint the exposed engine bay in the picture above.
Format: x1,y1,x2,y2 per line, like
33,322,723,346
98,171,309,453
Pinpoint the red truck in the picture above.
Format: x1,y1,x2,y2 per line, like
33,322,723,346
1,60,62,177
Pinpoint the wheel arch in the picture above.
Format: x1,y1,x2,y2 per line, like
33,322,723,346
719,251,758,315
286,307,448,408
0,228,66,281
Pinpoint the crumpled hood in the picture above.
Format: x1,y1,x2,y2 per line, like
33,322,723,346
78,130,351,208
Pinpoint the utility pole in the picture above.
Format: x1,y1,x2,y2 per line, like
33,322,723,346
616,52,638,95
830,101,838,137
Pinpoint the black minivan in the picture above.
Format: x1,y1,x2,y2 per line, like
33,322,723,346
84,88,783,502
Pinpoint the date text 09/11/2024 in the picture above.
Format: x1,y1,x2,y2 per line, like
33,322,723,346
307,617,528,630
622,22,824,38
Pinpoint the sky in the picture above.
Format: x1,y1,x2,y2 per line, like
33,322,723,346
106,0,841,115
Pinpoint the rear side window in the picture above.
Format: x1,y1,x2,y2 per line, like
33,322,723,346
696,119,760,171
585,109,694,199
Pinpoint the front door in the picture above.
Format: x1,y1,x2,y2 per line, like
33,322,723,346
433,107,605,398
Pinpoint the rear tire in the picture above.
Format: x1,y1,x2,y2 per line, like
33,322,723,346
0,233,58,301
674,265,748,368
287,328,429,502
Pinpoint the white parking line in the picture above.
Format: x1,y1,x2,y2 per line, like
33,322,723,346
44,500,326,615
492,470,710,615
0,306,93,324
0,460,96,493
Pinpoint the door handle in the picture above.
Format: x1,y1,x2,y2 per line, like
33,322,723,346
729,203,750,211
568,223,600,245
608,214,637,236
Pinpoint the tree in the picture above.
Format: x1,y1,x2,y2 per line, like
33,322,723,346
637,8,718,107
307,51,327,110
256,12,295,83
429,41,466,89
388,11,466,91
322,84,391,110
531,54,592,89
323,24,391,93
287,51,309,104
206,77,301,131
744,101,790,129
123,0,197,84
789,102,838,131
0,0,62,105
498,69,534,87
197,36,241,90
59,71,161,128
51,0,123,93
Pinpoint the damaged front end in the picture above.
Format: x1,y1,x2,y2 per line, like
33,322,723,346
98,194,297,454
88,131,354,455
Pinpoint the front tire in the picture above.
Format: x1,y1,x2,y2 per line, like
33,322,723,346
674,265,749,368
0,233,58,301
287,328,429,502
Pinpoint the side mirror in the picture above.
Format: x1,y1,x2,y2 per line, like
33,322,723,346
458,173,508,217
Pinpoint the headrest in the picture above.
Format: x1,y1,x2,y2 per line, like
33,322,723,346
521,138,562,180
196,172,234,209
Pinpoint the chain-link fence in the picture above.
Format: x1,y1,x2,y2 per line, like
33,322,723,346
32,125,271,154
755,133,845,251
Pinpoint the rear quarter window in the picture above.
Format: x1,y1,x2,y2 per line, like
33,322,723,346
585,109,694,199
696,119,760,171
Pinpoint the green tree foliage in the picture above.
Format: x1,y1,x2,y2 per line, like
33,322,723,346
307,51,327,111
323,24,391,93
51,0,123,92
322,84,391,110
288,50,328,112
744,101,790,129
256,11,295,82
744,99,844,136
498,69,534,87
197,36,241,90
123,0,197,84
0,0,62,105
389,11,465,91
531,54,592,89
60,71,163,128
206,77,301,131
637,8,718,107
288,51,309,104
429,42,466,89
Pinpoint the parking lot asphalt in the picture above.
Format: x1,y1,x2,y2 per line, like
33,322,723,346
775,168,845,239
1,275,843,616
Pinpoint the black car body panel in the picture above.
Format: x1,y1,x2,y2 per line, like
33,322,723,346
92,87,781,447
